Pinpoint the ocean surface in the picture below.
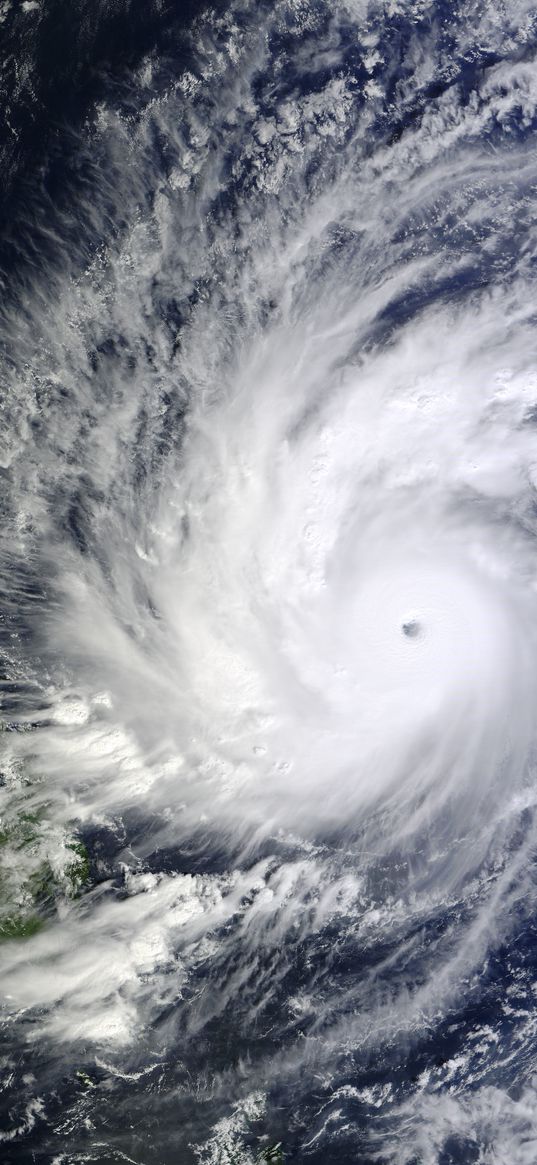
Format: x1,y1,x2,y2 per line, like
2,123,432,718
2,1,537,1162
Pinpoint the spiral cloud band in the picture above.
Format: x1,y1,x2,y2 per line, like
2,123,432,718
2,1,537,1162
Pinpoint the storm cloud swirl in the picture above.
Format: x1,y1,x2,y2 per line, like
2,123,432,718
2,1,537,1162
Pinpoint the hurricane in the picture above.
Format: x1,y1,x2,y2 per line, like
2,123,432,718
2,1,537,1162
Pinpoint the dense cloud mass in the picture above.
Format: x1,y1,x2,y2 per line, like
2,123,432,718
2,1,537,1161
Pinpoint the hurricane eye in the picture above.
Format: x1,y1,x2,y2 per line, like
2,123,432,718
402,619,421,638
